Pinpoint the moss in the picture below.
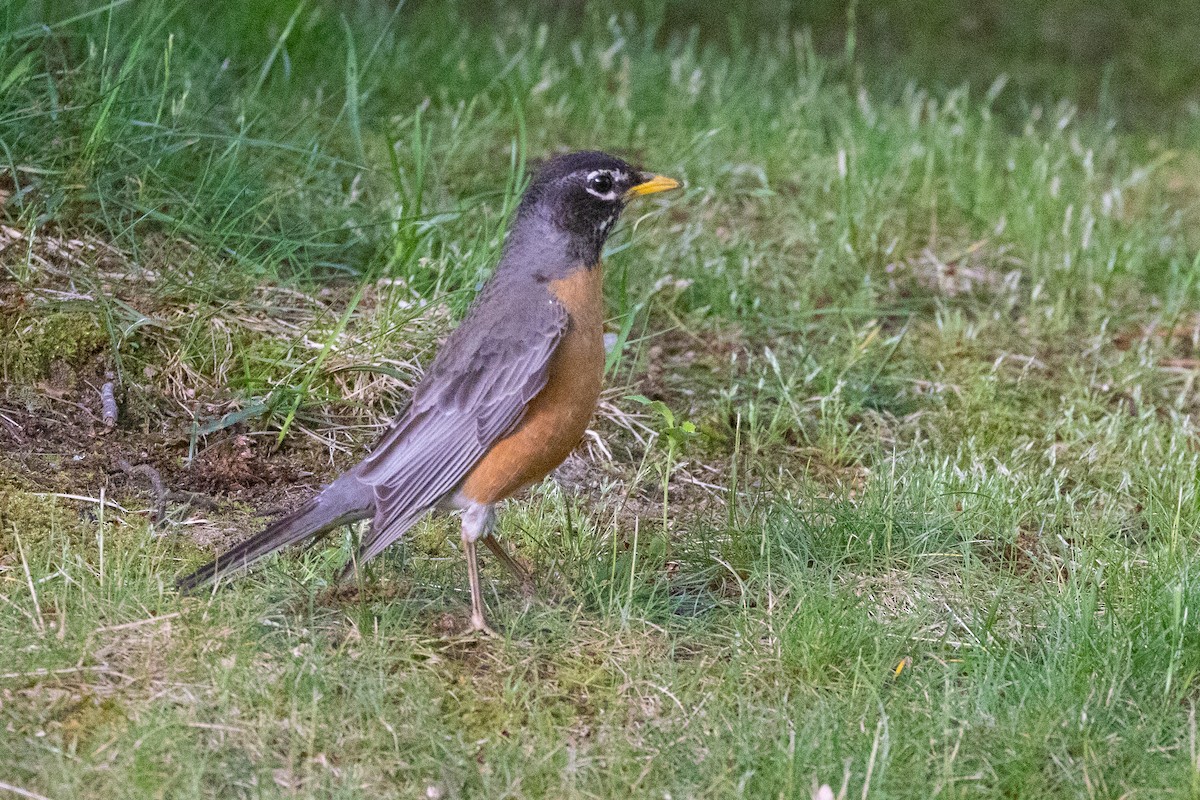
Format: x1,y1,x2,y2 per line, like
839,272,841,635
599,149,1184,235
0,487,68,555
56,695,130,751
0,310,109,386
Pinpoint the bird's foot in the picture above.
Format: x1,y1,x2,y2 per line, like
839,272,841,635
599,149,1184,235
460,612,501,640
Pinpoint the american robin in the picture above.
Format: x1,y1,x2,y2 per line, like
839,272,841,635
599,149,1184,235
177,151,680,633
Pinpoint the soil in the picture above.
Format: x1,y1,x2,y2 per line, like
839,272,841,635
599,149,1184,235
0,225,749,565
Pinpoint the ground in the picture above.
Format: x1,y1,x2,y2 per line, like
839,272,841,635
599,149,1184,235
2,2,1200,798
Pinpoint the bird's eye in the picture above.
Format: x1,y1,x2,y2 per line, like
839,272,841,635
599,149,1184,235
587,171,615,196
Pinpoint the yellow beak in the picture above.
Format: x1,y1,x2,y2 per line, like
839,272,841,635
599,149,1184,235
624,173,681,199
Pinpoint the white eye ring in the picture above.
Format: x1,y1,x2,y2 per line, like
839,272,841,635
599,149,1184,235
585,170,620,200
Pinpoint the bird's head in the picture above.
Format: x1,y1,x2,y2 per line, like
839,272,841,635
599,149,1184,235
516,151,679,257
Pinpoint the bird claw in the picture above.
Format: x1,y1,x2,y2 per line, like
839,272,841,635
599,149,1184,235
462,614,501,640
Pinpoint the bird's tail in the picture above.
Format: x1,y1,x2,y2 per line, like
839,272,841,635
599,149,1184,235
176,472,374,592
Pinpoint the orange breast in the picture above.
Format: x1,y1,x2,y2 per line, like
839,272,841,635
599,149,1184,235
458,265,605,505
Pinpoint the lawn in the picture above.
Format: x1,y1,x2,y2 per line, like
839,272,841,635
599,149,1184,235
3,1,1200,797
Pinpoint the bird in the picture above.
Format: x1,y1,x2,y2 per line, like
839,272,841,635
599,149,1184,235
177,150,680,633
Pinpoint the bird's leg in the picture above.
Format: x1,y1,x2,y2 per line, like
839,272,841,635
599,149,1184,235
482,534,534,595
460,503,498,636
462,537,493,635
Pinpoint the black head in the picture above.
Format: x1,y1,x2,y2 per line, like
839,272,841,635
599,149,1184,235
515,151,679,262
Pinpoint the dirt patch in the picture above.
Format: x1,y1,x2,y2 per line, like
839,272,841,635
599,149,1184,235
627,318,751,407
1,222,746,568
1113,311,1200,362
0,222,412,524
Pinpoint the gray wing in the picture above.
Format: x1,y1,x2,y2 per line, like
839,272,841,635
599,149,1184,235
352,281,567,562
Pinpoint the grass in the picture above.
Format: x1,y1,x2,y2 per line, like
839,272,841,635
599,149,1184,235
3,1,1200,797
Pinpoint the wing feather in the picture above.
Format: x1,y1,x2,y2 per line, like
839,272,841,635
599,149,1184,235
351,282,567,562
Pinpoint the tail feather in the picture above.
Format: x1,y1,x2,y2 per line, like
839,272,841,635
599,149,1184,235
177,475,373,592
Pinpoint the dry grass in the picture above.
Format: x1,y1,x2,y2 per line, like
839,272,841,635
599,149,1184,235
4,1,1200,797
